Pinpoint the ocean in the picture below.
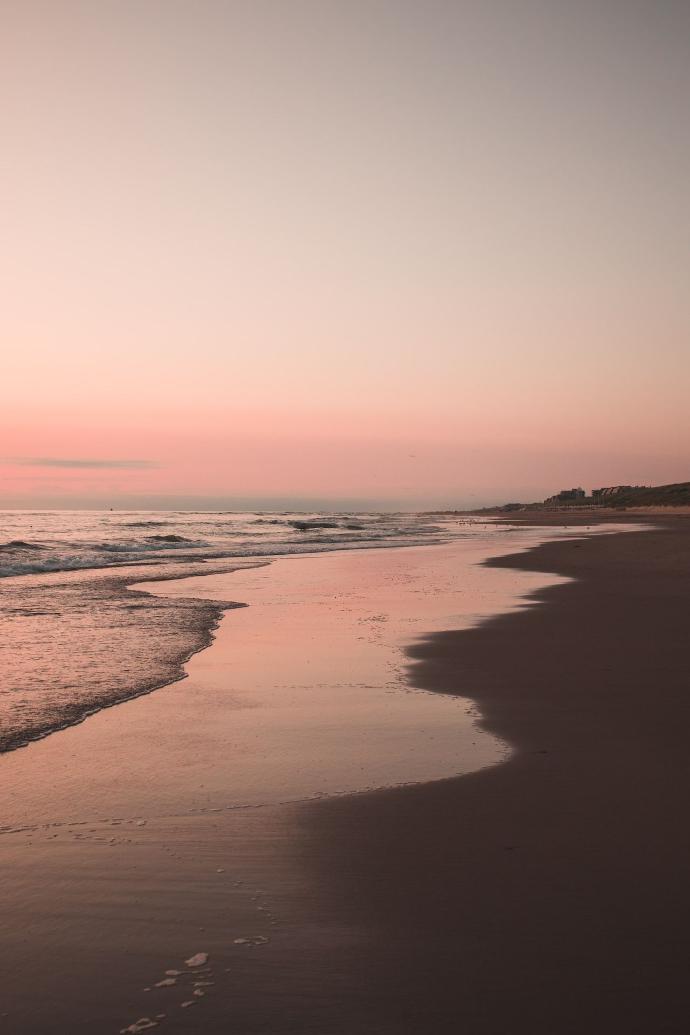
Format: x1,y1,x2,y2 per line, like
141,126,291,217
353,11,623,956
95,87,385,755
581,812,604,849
0,509,491,753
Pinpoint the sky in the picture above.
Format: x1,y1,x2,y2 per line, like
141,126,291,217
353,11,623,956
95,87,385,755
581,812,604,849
2,0,688,509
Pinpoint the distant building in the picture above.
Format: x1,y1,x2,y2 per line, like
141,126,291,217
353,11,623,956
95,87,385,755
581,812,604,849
592,485,632,500
544,487,586,505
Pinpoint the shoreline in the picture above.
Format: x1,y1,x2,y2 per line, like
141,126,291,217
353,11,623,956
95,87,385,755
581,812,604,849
3,531,559,1034
0,508,455,755
0,510,642,757
0,522,564,756
3,519,686,1032
280,517,690,1033
3,537,544,833
0,559,260,755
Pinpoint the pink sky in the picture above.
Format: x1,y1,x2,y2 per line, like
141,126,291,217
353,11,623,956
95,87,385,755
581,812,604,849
2,2,688,509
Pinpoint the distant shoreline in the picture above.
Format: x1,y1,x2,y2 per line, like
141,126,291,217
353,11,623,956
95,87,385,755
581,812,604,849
447,503,690,518
456,478,690,516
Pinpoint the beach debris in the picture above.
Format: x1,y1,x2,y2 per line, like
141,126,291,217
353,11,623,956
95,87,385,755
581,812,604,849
194,980,214,987
180,1001,196,1008
185,952,209,967
136,819,147,827
233,938,249,945
216,867,225,873
164,969,182,976
154,977,176,987
233,935,269,947
193,989,205,998
120,1018,157,1033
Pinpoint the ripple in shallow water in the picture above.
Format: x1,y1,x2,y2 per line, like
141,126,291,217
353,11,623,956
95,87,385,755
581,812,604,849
0,562,249,752
0,510,461,750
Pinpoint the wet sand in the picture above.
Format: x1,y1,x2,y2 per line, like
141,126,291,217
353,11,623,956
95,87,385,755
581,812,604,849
2,539,551,829
286,517,690,1033
3,520,687,1033
1,530,574,1034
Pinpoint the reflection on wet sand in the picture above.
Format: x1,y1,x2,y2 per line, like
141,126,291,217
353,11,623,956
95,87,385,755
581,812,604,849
1,532,592,1033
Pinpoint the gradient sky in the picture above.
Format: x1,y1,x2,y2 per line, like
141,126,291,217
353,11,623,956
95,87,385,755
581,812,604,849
2,0,688,509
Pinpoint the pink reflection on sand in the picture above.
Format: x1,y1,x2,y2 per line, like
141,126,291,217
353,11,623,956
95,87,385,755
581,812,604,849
1,536,576,830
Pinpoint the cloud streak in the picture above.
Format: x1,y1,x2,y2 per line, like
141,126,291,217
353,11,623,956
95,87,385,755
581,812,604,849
4,457,160,470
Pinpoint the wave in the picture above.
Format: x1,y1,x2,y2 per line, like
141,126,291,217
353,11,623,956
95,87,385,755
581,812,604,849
252,517,376,531
146,533,193,543
0,540,47,552
289,520,340,530
0,532,431,578
0,513,446,581
0,555,162,578
96,536,200,553
0,568,249,754
0,509,459,753
121,520,170,528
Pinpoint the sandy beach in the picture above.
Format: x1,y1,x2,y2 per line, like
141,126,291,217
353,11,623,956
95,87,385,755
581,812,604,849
2,518,688,1033
5,1,689,1030
292,516,690,1033
0,528,562,1033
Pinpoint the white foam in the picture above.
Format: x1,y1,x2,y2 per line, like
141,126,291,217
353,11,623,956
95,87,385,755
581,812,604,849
184,952,208,967
120,1019,157,1033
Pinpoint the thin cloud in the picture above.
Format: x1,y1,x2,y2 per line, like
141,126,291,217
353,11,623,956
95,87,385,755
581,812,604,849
4,457,160,470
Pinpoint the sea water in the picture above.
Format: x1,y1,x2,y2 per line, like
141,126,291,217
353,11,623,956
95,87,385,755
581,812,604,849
0,510,494,752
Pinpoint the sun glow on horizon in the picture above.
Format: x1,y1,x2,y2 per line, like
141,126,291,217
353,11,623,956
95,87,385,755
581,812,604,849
2,1,688,506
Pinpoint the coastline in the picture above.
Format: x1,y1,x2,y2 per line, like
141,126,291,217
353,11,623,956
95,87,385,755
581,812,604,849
0,509,447,755
2,531,561,1034
0,554,277,754
284,516,690,1033
3,518,687,1032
